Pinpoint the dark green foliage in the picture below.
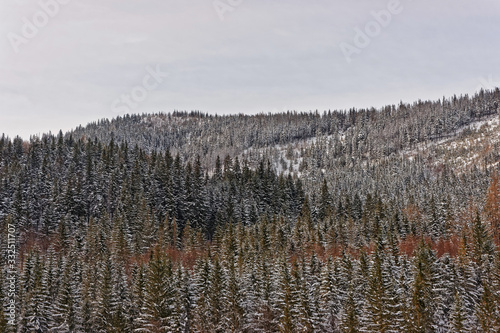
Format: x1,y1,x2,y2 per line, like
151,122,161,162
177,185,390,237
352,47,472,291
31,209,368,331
1,90,500,331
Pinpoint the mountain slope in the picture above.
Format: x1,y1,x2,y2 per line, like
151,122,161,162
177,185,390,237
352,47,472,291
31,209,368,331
1,89,500,332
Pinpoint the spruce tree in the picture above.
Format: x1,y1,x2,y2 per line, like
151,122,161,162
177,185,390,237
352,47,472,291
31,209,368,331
137,247,175,332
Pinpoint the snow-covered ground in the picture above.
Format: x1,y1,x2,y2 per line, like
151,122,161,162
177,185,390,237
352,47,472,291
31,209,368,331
401,114,500,172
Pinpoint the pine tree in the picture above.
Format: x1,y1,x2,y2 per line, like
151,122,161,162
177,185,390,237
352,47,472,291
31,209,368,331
24,252,50,332
471,211,494,266
318,179,331,221
410,241,436,333
208,258,226,332
137,247,175,332
192,258,211,332
292,260,314,332
110,266,132,332
364,248,391,333
224,259,244,331
250,256,278,332
319,257,339,332
277,258,295,333
449,291,468,332
95,257,114,332
341,288,360,333
52,257,81,332
476,284,497,332
81,271,95,333
173,266,194,333
131,263,146,331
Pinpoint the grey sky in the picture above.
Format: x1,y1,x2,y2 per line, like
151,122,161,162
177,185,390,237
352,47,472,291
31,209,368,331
1,0,499,139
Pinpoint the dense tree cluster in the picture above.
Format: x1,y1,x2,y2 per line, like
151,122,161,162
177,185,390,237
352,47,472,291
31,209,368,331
2,201,500,332
0,133,305,241
0,89,499,331
71,89,500,167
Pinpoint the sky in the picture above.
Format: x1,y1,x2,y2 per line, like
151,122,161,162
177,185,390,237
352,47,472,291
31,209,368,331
1,0,500,139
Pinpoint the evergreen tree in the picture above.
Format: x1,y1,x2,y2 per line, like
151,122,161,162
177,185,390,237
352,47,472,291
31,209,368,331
410,241,436,333
449,291,468,332
137,248,175,332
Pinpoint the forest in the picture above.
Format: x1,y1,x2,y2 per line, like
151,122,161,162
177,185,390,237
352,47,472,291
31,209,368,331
0,89,499,332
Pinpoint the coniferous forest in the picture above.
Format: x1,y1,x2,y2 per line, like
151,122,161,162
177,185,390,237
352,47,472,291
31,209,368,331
1,89,500,332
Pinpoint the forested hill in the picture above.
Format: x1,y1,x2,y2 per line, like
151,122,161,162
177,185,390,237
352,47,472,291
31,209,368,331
66,88,500,224
72,89,499,166
0,89,500,332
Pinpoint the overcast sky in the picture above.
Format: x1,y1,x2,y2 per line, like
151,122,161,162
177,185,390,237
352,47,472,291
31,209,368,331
1,0,499,139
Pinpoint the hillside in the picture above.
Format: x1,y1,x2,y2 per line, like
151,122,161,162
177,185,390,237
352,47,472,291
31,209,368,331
66,89,500,214
0,89,500,331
